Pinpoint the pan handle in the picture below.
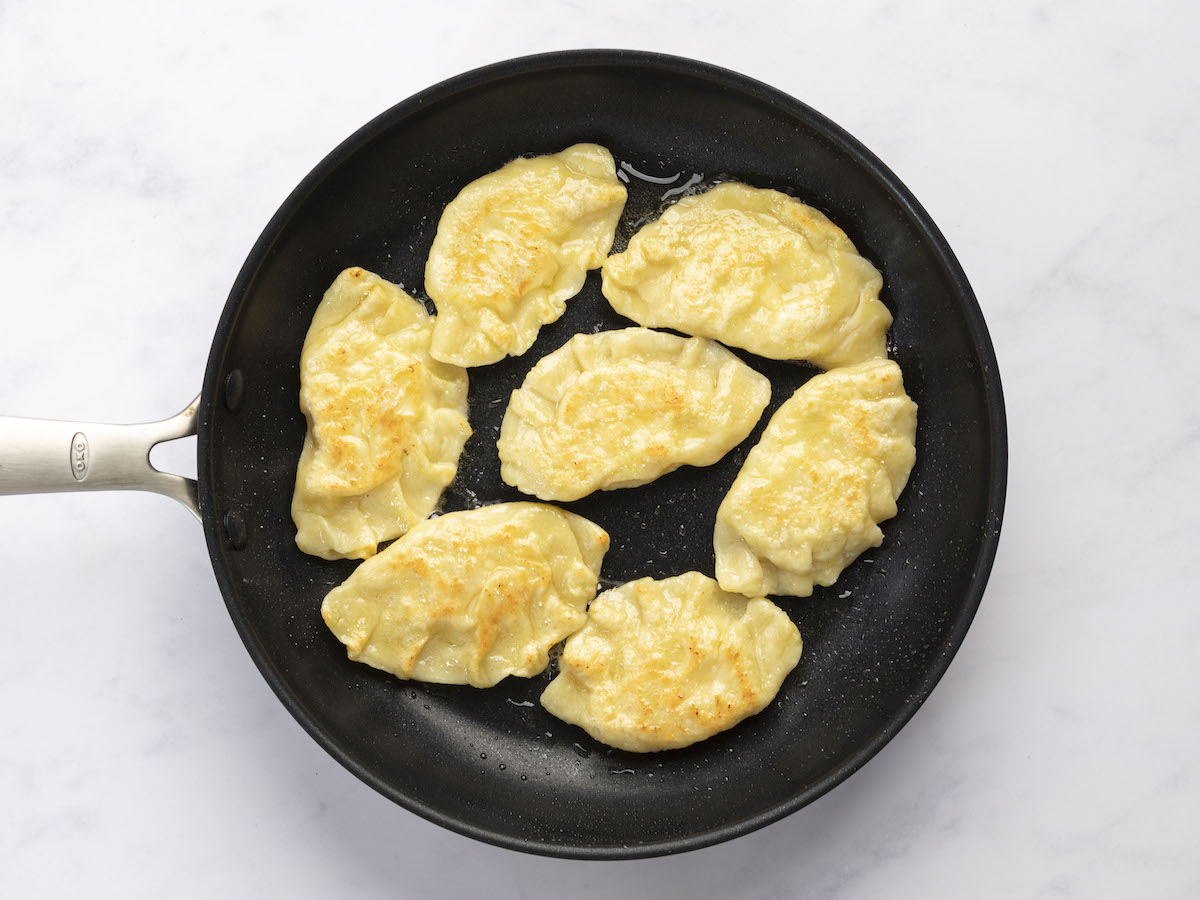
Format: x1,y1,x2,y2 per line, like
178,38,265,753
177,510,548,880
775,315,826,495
0,396,201,520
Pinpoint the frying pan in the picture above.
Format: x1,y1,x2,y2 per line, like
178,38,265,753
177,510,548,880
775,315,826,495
0,50,1006,859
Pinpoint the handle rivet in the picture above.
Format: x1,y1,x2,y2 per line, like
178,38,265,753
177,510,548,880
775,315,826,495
223,370,245,411
223,509,248,549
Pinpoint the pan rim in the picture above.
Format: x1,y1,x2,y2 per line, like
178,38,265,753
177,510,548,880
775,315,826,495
196,48,1008,860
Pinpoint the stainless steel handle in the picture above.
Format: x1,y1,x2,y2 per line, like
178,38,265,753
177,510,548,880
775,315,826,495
0,396,201,520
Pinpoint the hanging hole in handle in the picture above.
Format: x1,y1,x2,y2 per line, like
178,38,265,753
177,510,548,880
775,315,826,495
149,434,198,480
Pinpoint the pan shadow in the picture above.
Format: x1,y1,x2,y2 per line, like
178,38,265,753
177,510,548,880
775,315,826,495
227,669,970,899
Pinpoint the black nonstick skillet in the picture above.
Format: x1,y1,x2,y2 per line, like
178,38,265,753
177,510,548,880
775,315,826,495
0,50,1007,859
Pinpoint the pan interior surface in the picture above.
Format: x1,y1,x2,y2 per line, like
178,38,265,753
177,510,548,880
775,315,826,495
198,51,1005,858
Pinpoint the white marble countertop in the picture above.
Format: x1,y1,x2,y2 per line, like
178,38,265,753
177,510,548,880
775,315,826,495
2,1,1197,895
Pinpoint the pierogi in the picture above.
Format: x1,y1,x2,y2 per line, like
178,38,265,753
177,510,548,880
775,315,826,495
321,503,609,688
540,572,803,752
714,359,917,598
601,183,891,369
425,143,627,367
497,327,771,501
292,267,471,560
